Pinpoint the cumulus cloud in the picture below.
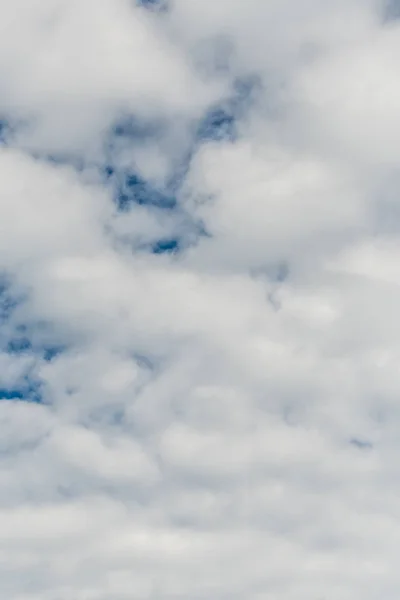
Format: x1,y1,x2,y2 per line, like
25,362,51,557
0,0,399,598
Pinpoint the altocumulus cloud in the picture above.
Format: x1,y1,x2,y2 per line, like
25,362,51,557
0,0,400,598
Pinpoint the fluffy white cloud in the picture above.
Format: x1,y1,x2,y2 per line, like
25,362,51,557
0,0,400,598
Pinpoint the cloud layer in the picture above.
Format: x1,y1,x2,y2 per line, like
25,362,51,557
1,1,400,598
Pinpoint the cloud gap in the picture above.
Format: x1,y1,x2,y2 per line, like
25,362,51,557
3,316,68,364
196,75,260,143
0,380,43,405
104,116,178,211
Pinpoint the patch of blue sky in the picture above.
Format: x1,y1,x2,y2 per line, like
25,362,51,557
119,231,181,257
42,345,65,362
0,389,24,400
5,334,65,367
0,376,43,404
129,76,260,253
112,171,176,211
161,76,259,215
103,77,257,214
151,238,179,255
0,325,55,404
141,213,209,256
104,116,177,211
5,327,66,362
6,336,32,354
197,107,236,143
31,75,259,215
103,79,255,250
147,223,209,256
196,75,260,144
0,294,67,362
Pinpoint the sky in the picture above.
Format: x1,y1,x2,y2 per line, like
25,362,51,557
1,0,400,598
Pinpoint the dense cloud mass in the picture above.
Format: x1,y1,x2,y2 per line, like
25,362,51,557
1,0,400,598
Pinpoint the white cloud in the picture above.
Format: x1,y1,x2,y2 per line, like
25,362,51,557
1,0,400,598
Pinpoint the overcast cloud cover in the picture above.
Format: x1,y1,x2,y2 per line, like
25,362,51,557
1,0,400,598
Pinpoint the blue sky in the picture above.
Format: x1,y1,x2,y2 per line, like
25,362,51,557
1,1,400,598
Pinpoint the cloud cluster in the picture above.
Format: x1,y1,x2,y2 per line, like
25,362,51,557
1,0,400,598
